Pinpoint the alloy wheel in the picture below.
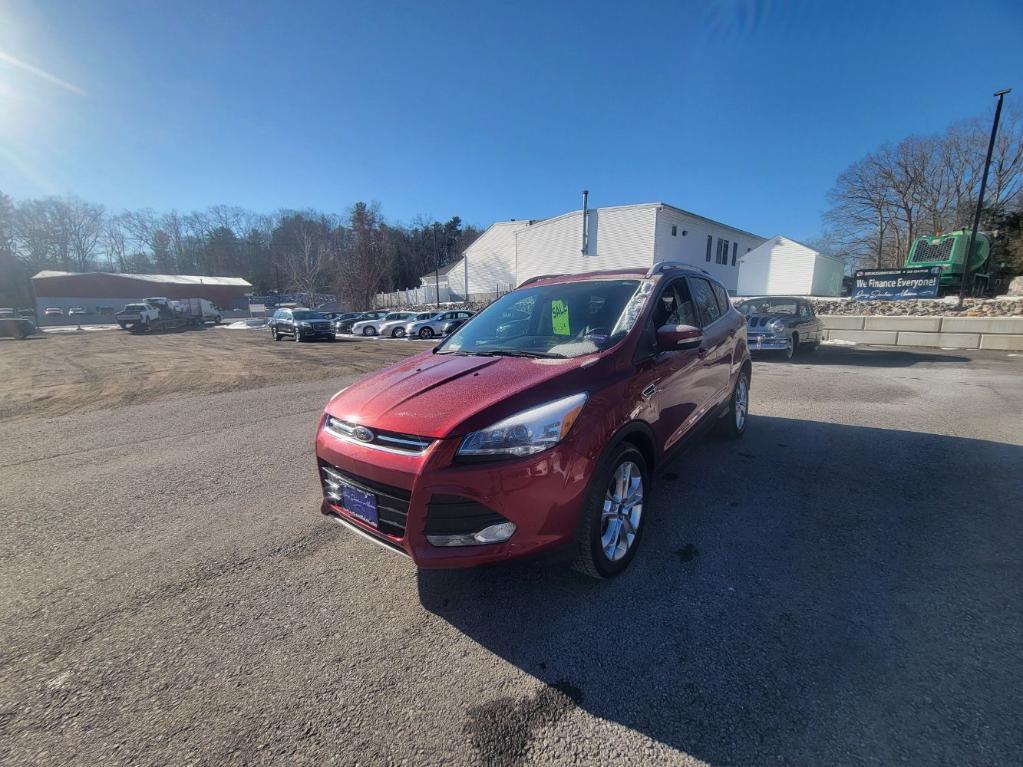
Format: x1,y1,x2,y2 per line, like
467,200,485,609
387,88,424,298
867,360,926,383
601,461,644,562
419,327,434,339
735,375,748,431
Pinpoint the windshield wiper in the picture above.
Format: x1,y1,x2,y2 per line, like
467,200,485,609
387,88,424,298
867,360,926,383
473,350,568,359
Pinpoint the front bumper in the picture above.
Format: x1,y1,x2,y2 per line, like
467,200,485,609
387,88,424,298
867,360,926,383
748,334,789,351
299,327,335,338
314,421,596,568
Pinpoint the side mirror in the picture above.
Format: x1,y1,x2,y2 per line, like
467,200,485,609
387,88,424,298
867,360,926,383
656,323,703,351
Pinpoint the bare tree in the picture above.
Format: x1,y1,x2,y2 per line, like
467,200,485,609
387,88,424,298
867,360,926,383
337,202,392,309
102,214,129,271
274,211,334,305
825,155,897,268
60,197,105,272
824,108,1023,268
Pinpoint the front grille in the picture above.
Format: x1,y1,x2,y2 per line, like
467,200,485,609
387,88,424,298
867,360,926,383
425,495,507,535
319,462,410,538
912,237,956,264
325,417,433,455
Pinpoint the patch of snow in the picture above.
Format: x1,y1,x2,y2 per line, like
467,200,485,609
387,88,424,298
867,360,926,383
220,319,268,329
822,339,857,346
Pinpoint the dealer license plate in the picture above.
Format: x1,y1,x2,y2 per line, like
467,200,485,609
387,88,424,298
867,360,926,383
341,483,378,527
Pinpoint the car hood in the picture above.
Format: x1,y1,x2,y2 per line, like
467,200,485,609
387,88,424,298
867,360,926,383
324,351,591,438
745,313,794,328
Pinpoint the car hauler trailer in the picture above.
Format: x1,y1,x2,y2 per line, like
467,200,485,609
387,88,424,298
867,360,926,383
115,297,221,332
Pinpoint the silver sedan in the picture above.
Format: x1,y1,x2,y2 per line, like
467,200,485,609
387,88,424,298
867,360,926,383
404,309,475,339
352,311,416,337
379,311,435,338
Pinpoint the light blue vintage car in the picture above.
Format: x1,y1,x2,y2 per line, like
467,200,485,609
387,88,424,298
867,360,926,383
735,296,823,359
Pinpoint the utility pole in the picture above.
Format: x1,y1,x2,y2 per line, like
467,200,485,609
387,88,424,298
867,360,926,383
432,226,441,309
959,88,1011,307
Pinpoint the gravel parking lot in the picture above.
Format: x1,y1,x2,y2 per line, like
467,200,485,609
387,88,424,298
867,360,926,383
1,339,1021,765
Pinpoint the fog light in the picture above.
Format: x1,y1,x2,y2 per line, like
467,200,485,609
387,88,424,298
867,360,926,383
426,522,517,547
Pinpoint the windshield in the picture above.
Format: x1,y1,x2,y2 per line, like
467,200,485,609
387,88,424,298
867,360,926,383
736,299,798,316
292,311,326,320
439,279,643,359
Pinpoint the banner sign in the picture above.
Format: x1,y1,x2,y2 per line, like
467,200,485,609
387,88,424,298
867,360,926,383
852,267,941,300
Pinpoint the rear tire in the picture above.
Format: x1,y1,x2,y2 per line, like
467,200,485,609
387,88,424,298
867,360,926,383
572,443,649,579
363,326,375,336
392,328,405,338
719,369,750,439
419,327,435,339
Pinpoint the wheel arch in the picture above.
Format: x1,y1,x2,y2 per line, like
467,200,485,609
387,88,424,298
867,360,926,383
605,420,657,475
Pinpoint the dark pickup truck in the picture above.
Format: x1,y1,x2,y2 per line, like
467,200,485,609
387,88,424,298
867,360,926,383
0,316,38,340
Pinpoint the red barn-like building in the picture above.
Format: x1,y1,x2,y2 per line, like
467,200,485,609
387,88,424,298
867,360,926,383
32,271,252,318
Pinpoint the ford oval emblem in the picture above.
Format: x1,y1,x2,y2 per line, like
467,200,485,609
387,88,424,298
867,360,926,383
352,426,374,443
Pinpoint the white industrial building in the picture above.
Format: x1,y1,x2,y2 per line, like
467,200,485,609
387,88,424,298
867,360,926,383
736,235,844,297
457,202,765,297
376,201,767,306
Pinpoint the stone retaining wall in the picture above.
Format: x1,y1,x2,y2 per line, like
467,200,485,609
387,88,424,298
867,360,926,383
809,296,1023,318
821,315,1023,350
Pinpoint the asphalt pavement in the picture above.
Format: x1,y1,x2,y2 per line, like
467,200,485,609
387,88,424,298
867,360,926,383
1,346,1021,765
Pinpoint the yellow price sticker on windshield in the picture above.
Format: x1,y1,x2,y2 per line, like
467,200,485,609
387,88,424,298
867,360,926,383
551,299,570,335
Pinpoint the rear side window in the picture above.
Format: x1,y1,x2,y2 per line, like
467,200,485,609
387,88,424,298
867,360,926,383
711,283,730,313
688,278,723,326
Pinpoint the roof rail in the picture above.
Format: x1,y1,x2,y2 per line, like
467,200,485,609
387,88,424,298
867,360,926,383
518,274,567,287
645,261,711,278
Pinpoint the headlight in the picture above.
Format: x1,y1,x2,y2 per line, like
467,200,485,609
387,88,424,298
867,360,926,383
457,393,587,459
299,321,311,328
769,320,786,334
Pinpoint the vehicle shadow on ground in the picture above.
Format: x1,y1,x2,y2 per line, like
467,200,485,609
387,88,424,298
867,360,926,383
760,347,971,367
418,416,1023,765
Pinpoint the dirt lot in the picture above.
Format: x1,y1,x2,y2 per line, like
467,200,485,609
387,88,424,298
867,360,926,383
0,328,427,421
1,341,1021,765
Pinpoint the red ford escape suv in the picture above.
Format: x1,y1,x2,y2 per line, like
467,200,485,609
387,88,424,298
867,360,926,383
315,263,751,578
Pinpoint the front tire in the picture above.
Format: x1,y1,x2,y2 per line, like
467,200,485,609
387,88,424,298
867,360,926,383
293,329,302,342
783,333,798,360
572,444,648,579
419,327,435,339
363,326,376,336
392,328,405,338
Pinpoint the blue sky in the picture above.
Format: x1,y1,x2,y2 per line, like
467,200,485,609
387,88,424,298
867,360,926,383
0,0,1020,241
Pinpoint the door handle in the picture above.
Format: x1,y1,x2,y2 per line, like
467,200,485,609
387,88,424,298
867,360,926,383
641,383,657,400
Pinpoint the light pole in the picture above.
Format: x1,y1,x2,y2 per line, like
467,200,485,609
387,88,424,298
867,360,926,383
958,87,1011,307
432,226,441,309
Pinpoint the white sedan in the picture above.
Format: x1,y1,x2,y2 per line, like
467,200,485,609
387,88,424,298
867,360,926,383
351,311,416,337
